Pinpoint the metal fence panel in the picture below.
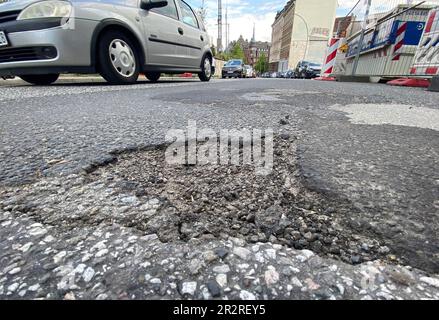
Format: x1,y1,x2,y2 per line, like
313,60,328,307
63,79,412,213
334,0,439,78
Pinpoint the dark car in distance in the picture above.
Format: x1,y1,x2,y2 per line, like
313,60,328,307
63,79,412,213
222,59,244,78
285,69,295,78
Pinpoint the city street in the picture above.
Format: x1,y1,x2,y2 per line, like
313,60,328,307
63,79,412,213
0,78,438,300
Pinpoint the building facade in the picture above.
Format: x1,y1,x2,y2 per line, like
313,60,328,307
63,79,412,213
269,11,285,71
235,34,270,67
269,0,337,72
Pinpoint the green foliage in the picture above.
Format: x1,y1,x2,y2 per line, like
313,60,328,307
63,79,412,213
215,52,230,61
229,43,245,61
215,43,245,62
254,53,269,73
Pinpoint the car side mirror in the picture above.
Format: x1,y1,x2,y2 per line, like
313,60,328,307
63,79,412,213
140,0,168,10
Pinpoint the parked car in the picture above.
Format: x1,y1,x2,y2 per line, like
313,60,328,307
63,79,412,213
243,65,255,78
222,59,244,78
294,61,322,79
285,69,295,78
0,0,214,85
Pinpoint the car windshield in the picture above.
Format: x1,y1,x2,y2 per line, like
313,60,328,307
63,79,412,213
226,60,242,66
306,62,321,67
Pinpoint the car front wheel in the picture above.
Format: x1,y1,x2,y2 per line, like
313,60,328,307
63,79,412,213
20,74,59,85
198,56,212,82
98,31,140,85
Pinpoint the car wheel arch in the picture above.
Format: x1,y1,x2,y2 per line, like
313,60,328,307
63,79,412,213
200,51,213,67
91,20,146,70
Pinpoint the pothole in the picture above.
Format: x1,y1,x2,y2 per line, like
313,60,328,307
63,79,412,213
0,135,402,267
84,135,395,266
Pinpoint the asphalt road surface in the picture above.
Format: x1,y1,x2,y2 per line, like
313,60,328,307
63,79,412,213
0,78,438,300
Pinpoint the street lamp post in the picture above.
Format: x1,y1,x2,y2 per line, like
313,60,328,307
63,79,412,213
294,13,310,62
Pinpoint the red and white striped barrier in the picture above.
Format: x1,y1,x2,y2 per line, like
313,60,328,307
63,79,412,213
392,21,407,61
322,38,341,75
315,38,341,81
410,66,439,75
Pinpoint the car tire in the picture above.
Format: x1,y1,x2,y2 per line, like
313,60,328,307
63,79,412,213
98,31,140,85
20,74,59,85
145,72,161,82
198,55,212,82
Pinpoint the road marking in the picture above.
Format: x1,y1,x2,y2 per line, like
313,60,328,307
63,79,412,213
331,104,439,131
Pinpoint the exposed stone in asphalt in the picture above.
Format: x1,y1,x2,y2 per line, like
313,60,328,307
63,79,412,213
214,248,229,260
181,282,197,297
207,280,222,298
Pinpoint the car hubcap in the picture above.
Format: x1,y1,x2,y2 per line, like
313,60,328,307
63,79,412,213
109,39,136,78
204,58,211,78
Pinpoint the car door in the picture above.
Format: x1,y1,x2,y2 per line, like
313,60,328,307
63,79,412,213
175,0,205,68
139,0,186,67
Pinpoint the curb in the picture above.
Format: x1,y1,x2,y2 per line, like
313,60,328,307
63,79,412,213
428,76,439,92
336,75,371,83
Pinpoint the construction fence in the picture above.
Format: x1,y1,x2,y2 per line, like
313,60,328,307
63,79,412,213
327,0,439,80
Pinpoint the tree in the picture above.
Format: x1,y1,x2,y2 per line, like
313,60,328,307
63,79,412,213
197,0,207,24
229,43,245,61
214,43,246,62
215,52,229,61
254,53,269,74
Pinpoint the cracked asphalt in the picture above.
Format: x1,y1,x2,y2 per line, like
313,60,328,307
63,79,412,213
0,78,438,300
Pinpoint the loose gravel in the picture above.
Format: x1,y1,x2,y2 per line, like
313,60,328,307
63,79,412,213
1,135,438,299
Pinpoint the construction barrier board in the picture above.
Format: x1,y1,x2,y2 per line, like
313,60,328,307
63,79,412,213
411,8,439,77
343,5,433,77
346,20,426,58
322,38,341,76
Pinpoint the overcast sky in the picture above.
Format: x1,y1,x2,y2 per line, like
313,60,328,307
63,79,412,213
185,0,362,44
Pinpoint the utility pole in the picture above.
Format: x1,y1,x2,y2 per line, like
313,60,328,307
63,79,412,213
225,2,228,52
352,0,371,75
217,0,223,52
228,24,230,46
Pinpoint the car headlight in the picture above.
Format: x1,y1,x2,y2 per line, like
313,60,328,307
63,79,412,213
17,1,72,20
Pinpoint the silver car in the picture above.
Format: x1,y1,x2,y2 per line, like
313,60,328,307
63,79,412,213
0,0,214,85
